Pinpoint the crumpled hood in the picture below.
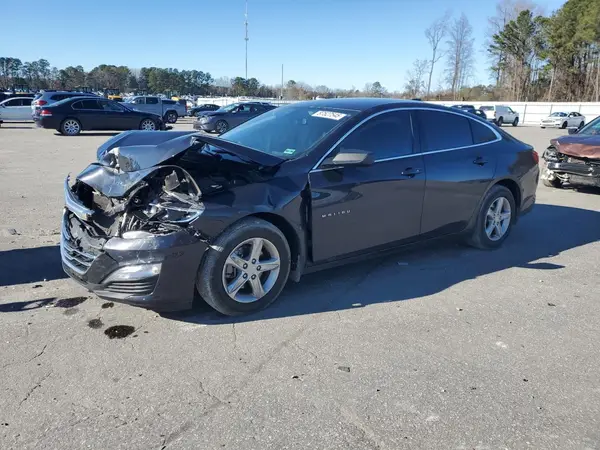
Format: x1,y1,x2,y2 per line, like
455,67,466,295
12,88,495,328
551,135,600,159
74,130,284,198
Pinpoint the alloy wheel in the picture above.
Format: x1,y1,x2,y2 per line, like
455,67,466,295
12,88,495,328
141,119,156,130
221,238,281,303
216,120,228,134
485,197,512,241
63,120,80,135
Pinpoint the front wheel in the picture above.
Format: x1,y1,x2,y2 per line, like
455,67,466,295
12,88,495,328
466,185,516,250
579,121,585,129
215,119,229,134
561,121,568,129
139,118,157,130
60,118,82,136
496,117,503,127
196,217,291,316
512,117,519,127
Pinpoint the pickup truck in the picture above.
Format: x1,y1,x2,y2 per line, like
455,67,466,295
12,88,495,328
121,96,186,123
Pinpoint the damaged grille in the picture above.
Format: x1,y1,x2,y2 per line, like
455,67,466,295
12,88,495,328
104,278,158,296
61,226,97,275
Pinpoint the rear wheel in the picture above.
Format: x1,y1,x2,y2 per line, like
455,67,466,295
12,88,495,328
165,111,178,123
196,217,291,316
496,117,503,127
139,118,157,130
466,185,515,250
60,118,81,136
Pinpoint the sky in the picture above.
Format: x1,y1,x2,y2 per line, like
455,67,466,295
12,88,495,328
1,0,567,92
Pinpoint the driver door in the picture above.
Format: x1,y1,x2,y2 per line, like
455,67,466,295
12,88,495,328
99,100,137,130
229,104,254,127
308,109,426,262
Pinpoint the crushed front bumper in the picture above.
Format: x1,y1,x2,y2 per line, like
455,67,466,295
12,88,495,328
60,211,207,311
544,160,600,187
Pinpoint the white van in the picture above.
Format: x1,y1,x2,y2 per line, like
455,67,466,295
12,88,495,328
479,105,519,127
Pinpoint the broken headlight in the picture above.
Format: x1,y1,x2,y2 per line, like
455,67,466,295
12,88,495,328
543,147,559,162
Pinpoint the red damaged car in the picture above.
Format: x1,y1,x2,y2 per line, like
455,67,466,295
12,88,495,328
542,115,600,189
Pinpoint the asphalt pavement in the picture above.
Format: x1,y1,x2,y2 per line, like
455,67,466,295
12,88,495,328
1,118,599,450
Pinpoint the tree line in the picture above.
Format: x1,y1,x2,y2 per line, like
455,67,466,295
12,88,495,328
1,0,598,102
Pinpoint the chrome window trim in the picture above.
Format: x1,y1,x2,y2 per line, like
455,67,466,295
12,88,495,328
310,106,501,172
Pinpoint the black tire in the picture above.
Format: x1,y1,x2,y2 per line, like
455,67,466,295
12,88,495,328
215,119,229,134
579,121,585,129
165,111,178,124
139,118,157,131
196,217,291,316
60,118,82,136
561,121,567,129
512,117,519,127
542,176,563,188
466,185,516,250
496,117,503,127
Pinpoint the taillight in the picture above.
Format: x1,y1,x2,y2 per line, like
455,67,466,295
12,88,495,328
37,100,47,106
532,150,539,164
40,109,52,117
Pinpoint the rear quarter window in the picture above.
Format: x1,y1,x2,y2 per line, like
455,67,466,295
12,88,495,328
163,100,176,105
470,120,497,144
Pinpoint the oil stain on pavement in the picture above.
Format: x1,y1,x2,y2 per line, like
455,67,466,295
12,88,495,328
104,325,135,339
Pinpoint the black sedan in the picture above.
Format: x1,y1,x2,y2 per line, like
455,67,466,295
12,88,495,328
61,99,539,315
193,102,276,133
36,97,166,135
188,103,220,117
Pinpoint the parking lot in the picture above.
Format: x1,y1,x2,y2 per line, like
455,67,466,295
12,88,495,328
1,119,599,449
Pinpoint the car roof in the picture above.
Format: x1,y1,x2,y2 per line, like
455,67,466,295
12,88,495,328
289,98,443,112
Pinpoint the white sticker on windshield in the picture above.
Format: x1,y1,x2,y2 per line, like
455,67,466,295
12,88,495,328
284,148,296,155
310,110,348,121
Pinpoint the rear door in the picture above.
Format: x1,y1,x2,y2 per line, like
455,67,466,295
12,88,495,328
72,99,105,129
309,109,426,262
0,99,20,120
145,97,162,116
416,109,499,236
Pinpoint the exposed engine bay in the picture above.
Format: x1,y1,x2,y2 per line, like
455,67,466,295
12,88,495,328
65,131,282,239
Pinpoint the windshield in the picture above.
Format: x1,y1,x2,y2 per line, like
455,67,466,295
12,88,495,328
550,112,566,117
218,104,358,159
577,116,600,135
217,103,240,112
480,106,493,111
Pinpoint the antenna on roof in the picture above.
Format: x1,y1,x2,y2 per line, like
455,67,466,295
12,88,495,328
245,0,249,80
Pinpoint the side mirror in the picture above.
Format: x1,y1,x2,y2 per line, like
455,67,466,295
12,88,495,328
567,127,579,135
330,150,374,167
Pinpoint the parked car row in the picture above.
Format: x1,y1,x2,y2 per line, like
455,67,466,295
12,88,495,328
193,101,277,133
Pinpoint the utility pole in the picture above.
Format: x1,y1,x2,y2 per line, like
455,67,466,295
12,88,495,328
244,0,249,80
281,64,284,100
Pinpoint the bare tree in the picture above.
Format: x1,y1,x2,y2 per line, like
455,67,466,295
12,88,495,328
405,59,430,98
486,0,538,86
446,14,475,100
424,12,450,99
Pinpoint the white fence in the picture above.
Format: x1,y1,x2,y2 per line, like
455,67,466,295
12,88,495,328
191,97,600,125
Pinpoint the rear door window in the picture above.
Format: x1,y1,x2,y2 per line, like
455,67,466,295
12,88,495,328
338,110,414,160
418,110,474,151
146,97,159,105
78,99,101,110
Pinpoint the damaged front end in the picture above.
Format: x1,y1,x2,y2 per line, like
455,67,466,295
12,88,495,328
60,130,281,311
542,143,600,188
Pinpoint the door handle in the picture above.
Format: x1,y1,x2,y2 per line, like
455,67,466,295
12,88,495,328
473,157,489,166
401,167,421,177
